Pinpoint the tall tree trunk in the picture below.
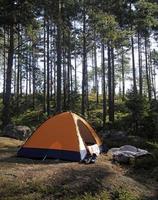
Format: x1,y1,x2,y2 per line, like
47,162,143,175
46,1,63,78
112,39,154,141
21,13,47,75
91,48,95,88
108,43,113,123
53,25,57,104
81,1,88,116
32,45,36,109
94,31,99,104
138,32,143,96
67,29,71,109
111,47,115,122
50,23,54,100
121,51,125,100
14,54,17,95
129,1,137,94
16,25,20,109
47,19,50,115
63,47,67,110
152,62,157,100
149,51,156,100
3,25,6,104
56,0,62,113
131,36,137,94
74,27,77,93
74,50,77,93
25,51,29,100
29,49,32,95
102,43,106,129
43,15,46,112
145,36,151,100
2,24,14,127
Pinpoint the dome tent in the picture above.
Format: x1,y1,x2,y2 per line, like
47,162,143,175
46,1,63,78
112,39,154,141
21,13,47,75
17,112,102,161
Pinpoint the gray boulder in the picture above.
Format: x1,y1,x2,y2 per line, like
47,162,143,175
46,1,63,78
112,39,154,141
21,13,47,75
3,124,32,140
108,145,150,164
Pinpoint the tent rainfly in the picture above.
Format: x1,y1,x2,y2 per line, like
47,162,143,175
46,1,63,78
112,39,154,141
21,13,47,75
17,112,102,161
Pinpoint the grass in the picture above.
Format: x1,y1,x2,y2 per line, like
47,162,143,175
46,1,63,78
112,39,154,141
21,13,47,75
0,176,143,200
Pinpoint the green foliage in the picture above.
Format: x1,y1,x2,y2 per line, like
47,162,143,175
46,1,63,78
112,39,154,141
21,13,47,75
73,191,110,200
135,0,158,34
125,90,149,135
13,109,47,128
115,100,129,114
141,113,158,138
126,91,149,119
88,110,103,131
0,177,140,200
111,188,139,200
74,189,139,200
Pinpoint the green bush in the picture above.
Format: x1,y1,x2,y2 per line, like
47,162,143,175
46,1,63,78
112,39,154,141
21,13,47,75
141,113,158,138
13,109,47,128
87,111,103,131
115,101,129,114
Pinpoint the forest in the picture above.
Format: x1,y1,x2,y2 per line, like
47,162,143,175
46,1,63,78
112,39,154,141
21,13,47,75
0,0,158,200
0,0,158,135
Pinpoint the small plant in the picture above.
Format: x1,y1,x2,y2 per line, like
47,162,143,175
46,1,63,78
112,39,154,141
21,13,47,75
112,188,139,200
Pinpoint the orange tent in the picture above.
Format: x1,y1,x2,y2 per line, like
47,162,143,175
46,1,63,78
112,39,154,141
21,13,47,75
17,112,102,161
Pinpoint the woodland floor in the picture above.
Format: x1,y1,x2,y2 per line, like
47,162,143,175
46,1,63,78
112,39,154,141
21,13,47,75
0,137,158,200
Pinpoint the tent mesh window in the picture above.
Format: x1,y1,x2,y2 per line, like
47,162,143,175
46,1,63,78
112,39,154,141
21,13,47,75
77,119,96,145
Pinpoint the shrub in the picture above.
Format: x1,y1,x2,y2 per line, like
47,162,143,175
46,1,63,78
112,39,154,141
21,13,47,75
87,111,103,131
125,90,149,135
13,109,47,128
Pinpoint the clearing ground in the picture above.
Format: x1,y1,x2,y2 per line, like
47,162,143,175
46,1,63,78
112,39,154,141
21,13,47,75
0,137,157,200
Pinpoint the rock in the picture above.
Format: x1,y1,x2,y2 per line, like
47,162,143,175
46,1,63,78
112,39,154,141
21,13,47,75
3,124,31,140
108,145,150,164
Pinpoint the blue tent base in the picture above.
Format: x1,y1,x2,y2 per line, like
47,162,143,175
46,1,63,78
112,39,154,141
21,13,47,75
17,147,81,162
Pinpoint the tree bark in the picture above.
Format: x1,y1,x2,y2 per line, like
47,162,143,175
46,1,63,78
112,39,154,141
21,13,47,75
63,47,67,110
121,51,125,100
74,28,77,93
43,15,46,112
111,47,115,122
131,36,137,94
94,31,99,104
3,25,6,104
32,45,36,109
47,19,50,115
145,36,151,101
67,28,71,109
56,0,62,113
102,43,106,129
16,25,20,109
81,1,88,116
138,32,143,96
2,24,14,127
108,43,113,123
